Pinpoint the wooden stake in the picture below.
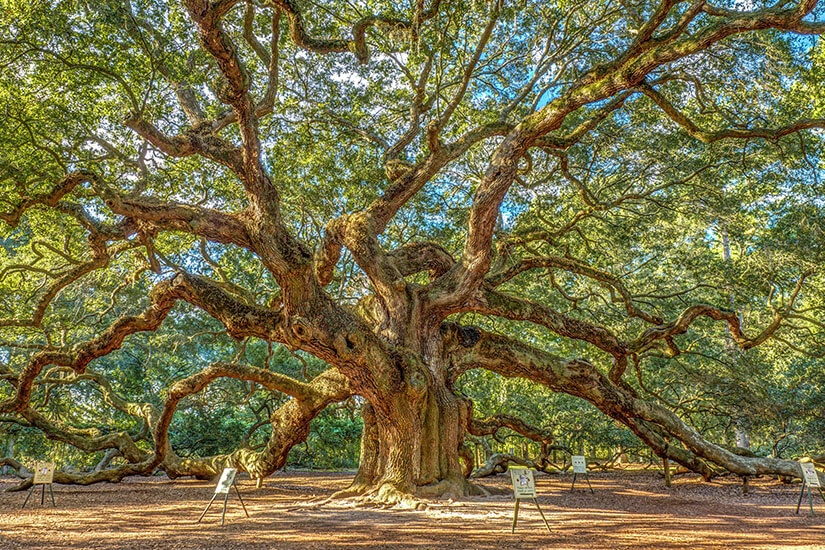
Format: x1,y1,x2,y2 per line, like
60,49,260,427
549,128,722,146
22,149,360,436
796,479,815,517
511,497,551,533
511,498,520,533
663,457,671,488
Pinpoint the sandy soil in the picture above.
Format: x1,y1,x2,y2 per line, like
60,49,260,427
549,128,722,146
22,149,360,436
1,469,823,549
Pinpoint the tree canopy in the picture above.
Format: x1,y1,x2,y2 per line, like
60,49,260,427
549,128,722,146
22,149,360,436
1,0,824,502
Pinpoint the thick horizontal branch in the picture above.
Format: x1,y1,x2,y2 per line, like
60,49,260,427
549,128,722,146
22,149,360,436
97,190,252,249
473,288,629,357
170,361,317,401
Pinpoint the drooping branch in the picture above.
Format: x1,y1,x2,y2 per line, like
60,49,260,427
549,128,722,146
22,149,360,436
640,83,825,143
4,356,351,487
486,254,663,325
20,406,149,464
0,458,30,478
0,270,289,414
450,327,810,480
467,413,554,447
153,364,352,478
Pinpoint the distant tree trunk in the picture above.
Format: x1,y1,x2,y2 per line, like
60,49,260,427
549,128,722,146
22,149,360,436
3,435,13,475
735,422,751,450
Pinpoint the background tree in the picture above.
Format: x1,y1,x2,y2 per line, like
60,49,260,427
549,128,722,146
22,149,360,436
1,0,824,504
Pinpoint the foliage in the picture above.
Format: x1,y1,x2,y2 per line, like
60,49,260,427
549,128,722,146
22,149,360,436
0,0,824,494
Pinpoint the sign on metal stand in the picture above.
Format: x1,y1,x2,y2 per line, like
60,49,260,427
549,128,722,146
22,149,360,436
796,461,825,517
22,461,56,509
570,455,594,494
509,466,550,533
198,468,250,525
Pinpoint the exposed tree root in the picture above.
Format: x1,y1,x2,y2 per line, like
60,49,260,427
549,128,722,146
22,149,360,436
327,476,503,509
328,482,427,510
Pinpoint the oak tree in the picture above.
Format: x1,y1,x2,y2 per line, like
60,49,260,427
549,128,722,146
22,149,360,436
1,0,824,503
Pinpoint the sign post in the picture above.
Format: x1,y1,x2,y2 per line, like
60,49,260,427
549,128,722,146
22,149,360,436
570,455,594,494
198,468,250,525
796,461,825,517
22,461,56,509
509,466,550,533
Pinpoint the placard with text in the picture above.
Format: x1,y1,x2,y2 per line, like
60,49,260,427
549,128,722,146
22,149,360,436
215,468,237,494
510,466,537,499
801,462,821,488
32,461,55,485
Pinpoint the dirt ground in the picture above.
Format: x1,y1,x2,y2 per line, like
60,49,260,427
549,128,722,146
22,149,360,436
1,469,823,549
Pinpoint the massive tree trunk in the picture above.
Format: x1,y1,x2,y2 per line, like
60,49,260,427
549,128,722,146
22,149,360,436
343,376,481,502
330,317,482,502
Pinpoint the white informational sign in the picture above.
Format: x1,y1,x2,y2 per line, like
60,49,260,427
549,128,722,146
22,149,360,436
215,468,237,494
572,455,587,474
510,466,537,499
32,461,55,485
801,462,821,488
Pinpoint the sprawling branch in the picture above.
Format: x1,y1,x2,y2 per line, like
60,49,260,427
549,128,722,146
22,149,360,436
435,0,825,313
270,0,440,63
122,115,243,172
0,271,288,414
451,328,810,480
0,170,93,228
467,413,554,447
0,280,178,413
486,255,662,324
155,366,352,479
640,83,825,142
0,237,112,329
